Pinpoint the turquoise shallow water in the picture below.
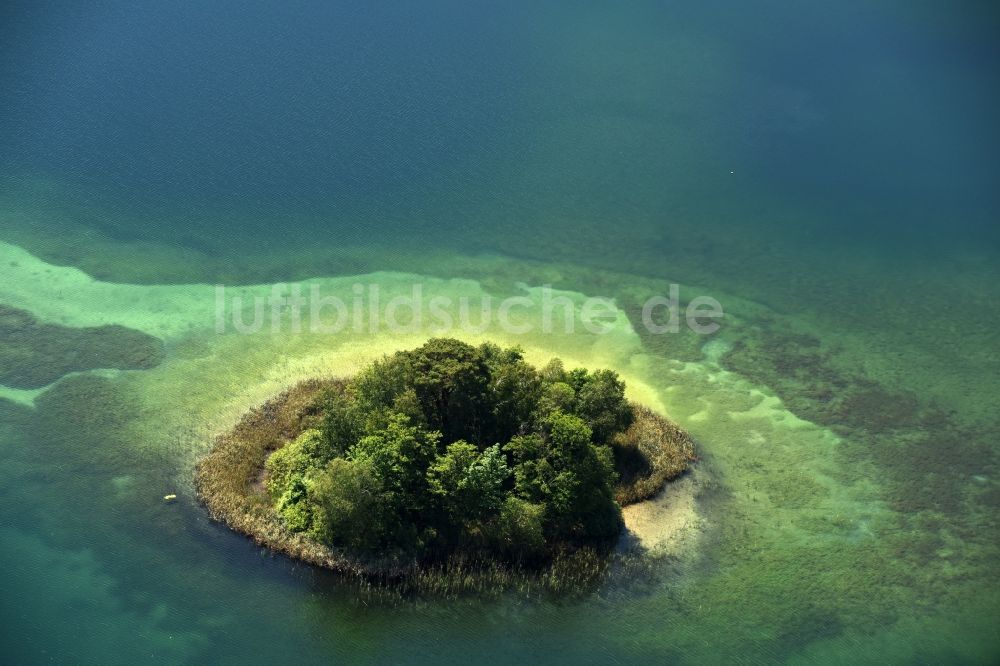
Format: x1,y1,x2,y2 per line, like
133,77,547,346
2,2,999,664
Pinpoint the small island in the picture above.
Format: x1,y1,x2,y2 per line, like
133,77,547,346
196,338,694,594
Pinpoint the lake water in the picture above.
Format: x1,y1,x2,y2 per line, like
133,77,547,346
1,2,998,663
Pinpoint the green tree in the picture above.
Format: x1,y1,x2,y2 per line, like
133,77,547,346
352,354,410,413
309,457,385,551
427,441,509,527
539,358,568,383
509,411,621,540
566,367,591,393
403,338,492,444
488,497,547,561
573,369,634,443
349,412,439,516
568,440,620,539
536,381,576,420
390,387,428,429
480,343,542,443
504,433,546,501
315,392,363,460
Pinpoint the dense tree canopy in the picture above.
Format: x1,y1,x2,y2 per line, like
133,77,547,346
264,338,636,564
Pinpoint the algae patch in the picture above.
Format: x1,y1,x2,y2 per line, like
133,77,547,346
0,304,164,389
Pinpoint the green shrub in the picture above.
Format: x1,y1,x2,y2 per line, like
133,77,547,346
309,457,384,550
276,478,314,532
489,497,547,561
265,428,322,499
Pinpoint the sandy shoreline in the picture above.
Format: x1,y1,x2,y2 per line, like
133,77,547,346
621,471,702,555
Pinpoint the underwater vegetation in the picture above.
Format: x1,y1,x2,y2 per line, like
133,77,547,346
0,304,163,388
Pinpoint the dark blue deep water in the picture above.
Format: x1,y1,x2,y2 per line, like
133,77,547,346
1,2,998,663
4,1,996,267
